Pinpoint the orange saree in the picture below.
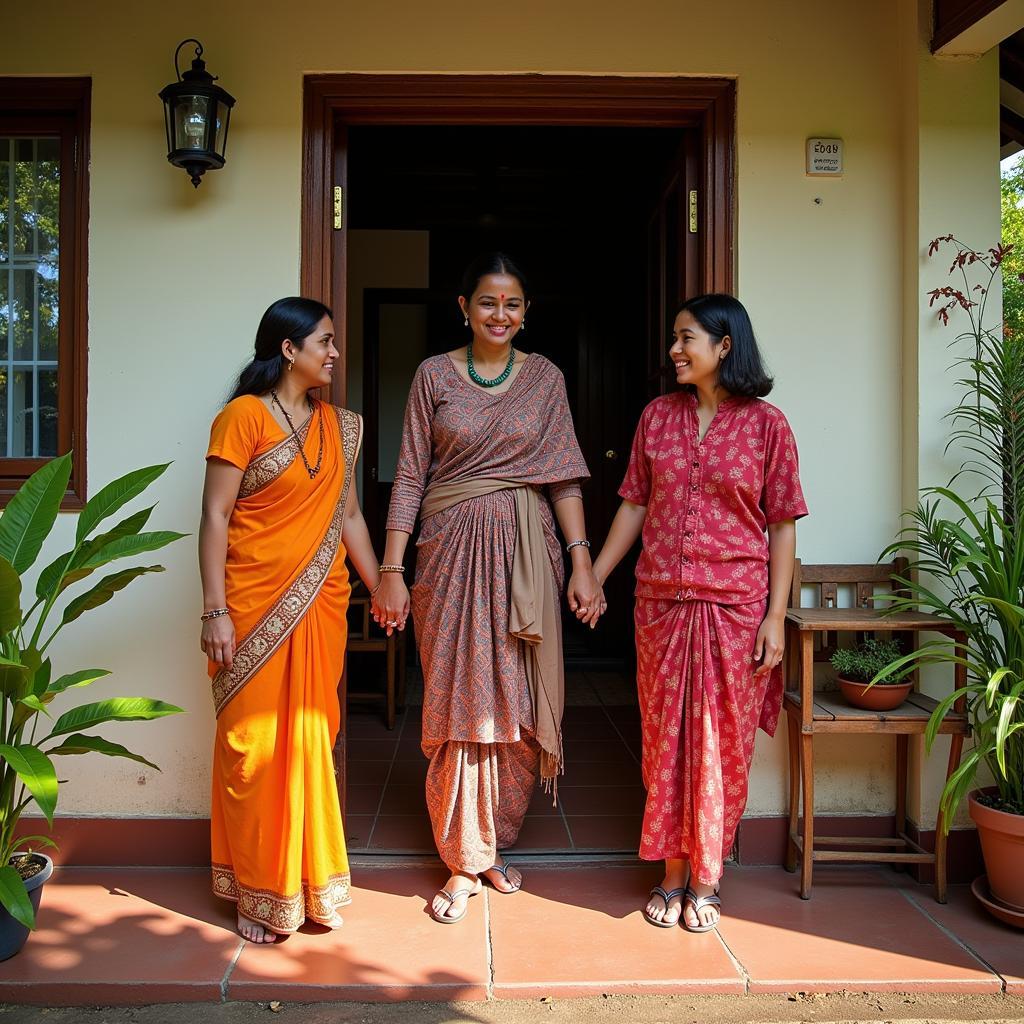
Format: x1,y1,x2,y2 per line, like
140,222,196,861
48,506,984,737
205,395,360,933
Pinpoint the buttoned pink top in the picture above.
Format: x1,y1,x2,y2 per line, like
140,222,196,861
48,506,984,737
618,391,808,605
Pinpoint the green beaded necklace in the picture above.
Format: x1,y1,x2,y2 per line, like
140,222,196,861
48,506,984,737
466,343,516,388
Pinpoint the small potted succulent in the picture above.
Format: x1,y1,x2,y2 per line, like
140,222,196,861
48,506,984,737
830,638,911,711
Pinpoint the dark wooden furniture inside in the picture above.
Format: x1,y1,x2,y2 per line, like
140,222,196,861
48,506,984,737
783,560,970,902
346,581,407,730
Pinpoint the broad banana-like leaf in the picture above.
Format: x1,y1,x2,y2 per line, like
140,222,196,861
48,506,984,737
0,453,72,574
0,744,57,825
47,669,110,695
0,864,36,930
29,658,51,699
0,557,21,634
76,464,170,544
47,698,183,740
60,566,165,626
48,732,159,770
79,531,186,570
36,505,156,602
13,696,50,729
0,658,29,699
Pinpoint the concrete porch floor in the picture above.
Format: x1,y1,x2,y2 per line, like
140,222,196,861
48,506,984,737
1,862,1022,1006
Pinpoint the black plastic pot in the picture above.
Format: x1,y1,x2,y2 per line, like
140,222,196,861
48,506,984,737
0,853,53,961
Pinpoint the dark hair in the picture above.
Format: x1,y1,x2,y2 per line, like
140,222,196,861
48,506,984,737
229,296,332,401
676,293,774,398
459,252,529,300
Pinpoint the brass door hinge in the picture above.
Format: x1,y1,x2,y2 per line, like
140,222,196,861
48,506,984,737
688,190,698,234
333,186,343,230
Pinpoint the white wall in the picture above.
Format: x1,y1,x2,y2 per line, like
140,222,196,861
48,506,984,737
3,0,998,822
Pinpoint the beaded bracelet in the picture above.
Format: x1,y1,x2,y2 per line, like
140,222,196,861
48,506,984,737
378,564,406,574
565,539,591,553
201,607,230,621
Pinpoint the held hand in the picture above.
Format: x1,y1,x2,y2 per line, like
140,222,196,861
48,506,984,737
567,568,608,629
372,575,411,637
201,615,236,670
753,614,785,677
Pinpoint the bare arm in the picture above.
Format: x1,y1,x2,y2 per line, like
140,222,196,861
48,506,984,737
753,518,797,677
552,494,604,626
198,458,243,669
342,489,382,596
592,500,647,586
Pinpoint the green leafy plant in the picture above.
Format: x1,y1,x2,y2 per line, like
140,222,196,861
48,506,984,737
830,638,905,685
0,453,186,928
876,236,1024,830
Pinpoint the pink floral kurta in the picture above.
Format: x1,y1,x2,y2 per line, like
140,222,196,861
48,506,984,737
620,391,807,883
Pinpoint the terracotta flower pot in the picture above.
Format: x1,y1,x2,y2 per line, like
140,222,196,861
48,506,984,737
969,788,1024,915
0,852,53,961
837,676,913,712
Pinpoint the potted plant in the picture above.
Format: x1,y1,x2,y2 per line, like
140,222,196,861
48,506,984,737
0,453,186,959
877,236,1024,925
830,638,911,711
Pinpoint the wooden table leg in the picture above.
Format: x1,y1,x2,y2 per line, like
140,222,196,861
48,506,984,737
800,730,814,899
785,713,799,872
895,734,908,873
934,731,965,904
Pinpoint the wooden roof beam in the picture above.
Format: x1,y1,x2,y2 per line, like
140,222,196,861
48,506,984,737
933,0,1024,55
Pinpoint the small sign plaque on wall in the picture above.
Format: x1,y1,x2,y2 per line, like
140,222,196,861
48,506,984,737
806,138,843,176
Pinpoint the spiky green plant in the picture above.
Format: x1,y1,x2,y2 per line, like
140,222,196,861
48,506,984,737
877,236,1024,830
0,454,186,929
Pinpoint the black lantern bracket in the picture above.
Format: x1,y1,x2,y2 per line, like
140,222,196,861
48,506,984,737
159,38,236,188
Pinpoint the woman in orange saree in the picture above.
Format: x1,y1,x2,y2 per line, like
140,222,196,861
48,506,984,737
199,297,382,944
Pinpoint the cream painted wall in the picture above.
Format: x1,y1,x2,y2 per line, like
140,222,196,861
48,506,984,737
3,0,997,824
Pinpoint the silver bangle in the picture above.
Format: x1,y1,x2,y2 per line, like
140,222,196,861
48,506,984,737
566,539,591,553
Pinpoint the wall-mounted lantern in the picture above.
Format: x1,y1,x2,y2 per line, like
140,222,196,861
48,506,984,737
158,39,235,188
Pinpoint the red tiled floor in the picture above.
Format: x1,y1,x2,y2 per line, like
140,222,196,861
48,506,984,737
345,760,391,786
559,786,647,816
0,869,238,1005
564,761,643,786
488,865,744,998
368,814,436,852
568,815,643,850
716,867,1001,993
526,787,563,816
228,867,489,1002
386,758,428,785
898,882,1024,993
378,783,429,815
346,785,384,815
564,739,636,763
348,738,399,761
343,814,376,850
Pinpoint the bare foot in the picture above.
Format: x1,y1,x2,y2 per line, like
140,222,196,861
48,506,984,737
645,858,688,926
237,912,277,943
683,880,721,931
430,871,480,921
480,858,522,893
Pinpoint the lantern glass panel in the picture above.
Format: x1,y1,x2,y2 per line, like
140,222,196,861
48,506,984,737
214,100,230,158
174,94,211,152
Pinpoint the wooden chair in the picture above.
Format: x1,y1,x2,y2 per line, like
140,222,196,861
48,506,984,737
346,581,407,730
783,560,970,902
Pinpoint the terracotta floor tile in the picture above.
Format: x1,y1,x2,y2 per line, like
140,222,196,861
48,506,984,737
368,814,436,852
230,867,488,1001
346,784,384,815
343,814,376,849
347,711,403,738
899,882,1024,992
489,865,743,998
379,782,429,815
567,815,642,851
505,815,572,852
386,757,428,785
562,710,618,740
345,760,391,786
716,867,1000,993
559,786,647,816
564,739,636,763
527,787,563,816
395,737,427,761
0,869,238,1005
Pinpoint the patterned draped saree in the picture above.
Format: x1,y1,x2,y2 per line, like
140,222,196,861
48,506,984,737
205,395,360,933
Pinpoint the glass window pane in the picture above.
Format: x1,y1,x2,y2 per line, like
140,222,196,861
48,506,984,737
0,272,7,361
12,268,33,360
35,138,60,262
10,367,31,457
13,140,33,256
38,266,57,360
38,367,57,457
0,138,8,263
0,366,6,457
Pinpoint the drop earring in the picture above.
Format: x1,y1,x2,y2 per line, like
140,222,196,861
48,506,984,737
464,317,469,327
288,359,294,372
520,319,526,332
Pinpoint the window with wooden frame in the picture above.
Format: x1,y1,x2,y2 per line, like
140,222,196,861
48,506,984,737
0,78,89,508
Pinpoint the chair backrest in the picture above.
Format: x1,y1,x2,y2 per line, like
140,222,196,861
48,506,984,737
790,558,909,610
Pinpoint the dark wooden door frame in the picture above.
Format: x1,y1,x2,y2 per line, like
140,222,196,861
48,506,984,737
301,73,736,405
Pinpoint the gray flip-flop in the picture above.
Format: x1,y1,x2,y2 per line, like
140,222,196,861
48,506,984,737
682,885,721,933
481,862,521,893
429,880,481,924
643,885,687,928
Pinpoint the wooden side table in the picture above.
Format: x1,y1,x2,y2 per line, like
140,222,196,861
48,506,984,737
784,607,969,902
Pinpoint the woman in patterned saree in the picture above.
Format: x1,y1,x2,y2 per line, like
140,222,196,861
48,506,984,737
374,253,605,923
592,294,807,933
199,297,381,943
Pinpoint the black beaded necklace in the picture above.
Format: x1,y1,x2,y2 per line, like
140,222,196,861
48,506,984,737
271,390,325,479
